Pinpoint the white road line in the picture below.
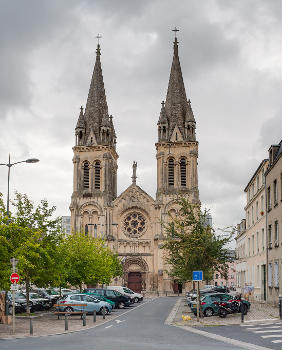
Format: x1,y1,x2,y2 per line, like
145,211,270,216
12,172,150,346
254,329,282,334
105,325,112,329
262,335,282,339
246,326,281,330
272,340,282,343
241,322,281,327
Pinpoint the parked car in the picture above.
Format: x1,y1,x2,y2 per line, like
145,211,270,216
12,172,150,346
32,289,59,305
27,292,52,310
6,293,26,314
186,286,230,306
87,288,131,308
57,294,112,314
83,289,116,308
190,293,250,317
8,291,32,312
107,286,143,303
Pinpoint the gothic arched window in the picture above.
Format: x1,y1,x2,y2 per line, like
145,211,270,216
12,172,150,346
180,157,186,186
83,161,90,189
168,158,175,186
94,161,101,189
85,224,88,236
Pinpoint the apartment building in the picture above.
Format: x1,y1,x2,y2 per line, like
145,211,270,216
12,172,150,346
265,141,282,305
236,159,268,301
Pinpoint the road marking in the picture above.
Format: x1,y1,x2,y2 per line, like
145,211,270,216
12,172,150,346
262,335,282,338
272,340,282,343
105,325,112,329
254,329,282,334
246,326,281,330
241,322,281,327
174,324,274,350
115,319,125,324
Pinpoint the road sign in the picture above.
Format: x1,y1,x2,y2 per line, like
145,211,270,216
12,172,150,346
10,284,18,291
10,273,20,284
192,270,203,281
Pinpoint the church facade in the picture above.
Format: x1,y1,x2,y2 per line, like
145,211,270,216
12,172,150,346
70,34,200,293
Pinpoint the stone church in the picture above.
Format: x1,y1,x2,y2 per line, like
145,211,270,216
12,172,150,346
70,34,200,293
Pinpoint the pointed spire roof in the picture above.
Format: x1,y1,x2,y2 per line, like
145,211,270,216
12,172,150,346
158,101,168,124
76,106,85,129
84,43,109,142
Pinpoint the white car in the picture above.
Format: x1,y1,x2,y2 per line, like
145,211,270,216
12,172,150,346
107,286,143,303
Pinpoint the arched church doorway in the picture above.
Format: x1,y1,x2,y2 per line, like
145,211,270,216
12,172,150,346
128,272,142,293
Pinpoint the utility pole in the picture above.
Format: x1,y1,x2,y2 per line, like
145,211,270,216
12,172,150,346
10,258,19,335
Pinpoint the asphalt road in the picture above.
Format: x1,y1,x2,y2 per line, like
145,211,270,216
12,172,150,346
0,297,247,350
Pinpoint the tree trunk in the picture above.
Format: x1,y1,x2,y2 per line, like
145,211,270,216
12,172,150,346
26,278,30,314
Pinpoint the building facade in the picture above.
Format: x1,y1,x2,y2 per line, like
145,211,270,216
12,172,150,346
70,36,200,293
265,141,282,305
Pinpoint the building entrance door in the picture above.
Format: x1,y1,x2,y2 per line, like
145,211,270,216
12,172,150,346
128,272,142,293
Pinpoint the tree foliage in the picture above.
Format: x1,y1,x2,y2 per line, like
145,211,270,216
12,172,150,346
161,197,234,282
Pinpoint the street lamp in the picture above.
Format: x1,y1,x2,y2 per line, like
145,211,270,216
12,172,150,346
0,154,39,217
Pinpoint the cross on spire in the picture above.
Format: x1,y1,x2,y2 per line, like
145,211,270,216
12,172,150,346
96,33,102,44
172,27,179,38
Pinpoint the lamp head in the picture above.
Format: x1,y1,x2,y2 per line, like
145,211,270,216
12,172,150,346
26,158,39,163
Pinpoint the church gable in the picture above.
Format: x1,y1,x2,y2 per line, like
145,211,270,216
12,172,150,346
170,124,183,142
113,184,155,215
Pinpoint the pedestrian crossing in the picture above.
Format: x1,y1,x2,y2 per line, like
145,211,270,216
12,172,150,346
241,321,282,345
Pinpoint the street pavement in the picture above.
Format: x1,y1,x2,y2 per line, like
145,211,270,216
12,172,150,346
199,320,282,350
0,297,246,350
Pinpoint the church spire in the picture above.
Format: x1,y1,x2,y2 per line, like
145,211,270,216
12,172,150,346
157,29,196,142
77,37,115,146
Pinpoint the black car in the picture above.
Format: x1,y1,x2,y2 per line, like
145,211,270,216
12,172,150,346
88,288,131,308
33,289,59,306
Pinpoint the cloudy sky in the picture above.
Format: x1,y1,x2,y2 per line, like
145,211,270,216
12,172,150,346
0,0,281,234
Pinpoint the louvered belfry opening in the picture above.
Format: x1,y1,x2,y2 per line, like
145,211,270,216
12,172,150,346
168,158,175,186
180,157,186,186
83,161,90,189
94,161,101,189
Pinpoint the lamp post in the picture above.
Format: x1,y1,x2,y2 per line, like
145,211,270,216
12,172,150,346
0,154,39,316
0,155,39,217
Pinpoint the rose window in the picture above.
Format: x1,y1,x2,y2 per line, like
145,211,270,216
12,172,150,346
123,211,146,237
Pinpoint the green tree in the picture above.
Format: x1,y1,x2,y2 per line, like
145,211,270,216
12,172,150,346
161,197,234,283
0,192,64,312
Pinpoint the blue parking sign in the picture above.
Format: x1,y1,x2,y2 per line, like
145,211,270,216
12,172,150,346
192,271,203,281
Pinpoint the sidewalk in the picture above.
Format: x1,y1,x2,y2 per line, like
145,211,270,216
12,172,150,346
172,298,280,327
0,311,115,339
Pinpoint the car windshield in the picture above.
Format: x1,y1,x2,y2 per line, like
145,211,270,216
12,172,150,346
15,292,25,298
123,288,134,294
46,290,58,295
114,291,121,296
30,293,41,299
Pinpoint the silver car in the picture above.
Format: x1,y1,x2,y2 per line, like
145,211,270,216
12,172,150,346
57,294,112,314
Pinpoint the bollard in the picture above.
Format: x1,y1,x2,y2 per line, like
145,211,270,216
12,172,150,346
165,291,167,297
29,317,33,335
279,295,282,320
102,306,105,319
93,310,96,323
83,312,86,326
65,314,68,331
240,302,244,323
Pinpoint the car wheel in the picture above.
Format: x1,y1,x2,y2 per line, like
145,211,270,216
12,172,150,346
100,307,109,315
64,306,73,314
218,308,227,318
118,301,125,309
134,297,139,303
204,308,214,317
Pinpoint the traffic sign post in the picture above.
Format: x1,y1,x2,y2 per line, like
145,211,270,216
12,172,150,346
193,271,203,322
10,258,19,335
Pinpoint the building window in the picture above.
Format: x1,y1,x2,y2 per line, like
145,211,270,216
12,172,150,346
274,221,279,243
85,224,88,236
168,158,175,186
274,262,279,288
262,228,265,251
94,161,101,189
248,238,250,256
267,186,271,210
261,195,264,213
273,179,278,204
83,161,90,189
252,235,254,255
256,176,259,191
256,232,259,252
251,206,254,224
280,173,282,201
180,157,186,186
268,263,272,287
256,201,258,221
268,225,272,246
247,211,250,228
248,188,250,202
